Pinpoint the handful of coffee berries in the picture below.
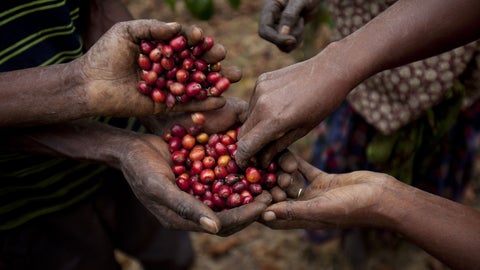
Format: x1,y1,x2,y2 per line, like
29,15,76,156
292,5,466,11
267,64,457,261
164,112,279,211
137,35,231,107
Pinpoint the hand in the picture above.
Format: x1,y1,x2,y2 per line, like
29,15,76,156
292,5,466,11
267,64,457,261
78,20,239,117
120,132,223,234
141,97,248,136
259,0,321,52
141,97,271,236
236,52,349,169
261,156,400,230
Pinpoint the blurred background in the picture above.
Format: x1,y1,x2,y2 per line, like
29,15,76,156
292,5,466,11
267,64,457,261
118,1,480,269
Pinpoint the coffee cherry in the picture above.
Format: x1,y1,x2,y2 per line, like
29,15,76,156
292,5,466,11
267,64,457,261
249,183,263,195
140,40,155,54
171,150,187,165
200,36,214,51
175,69,189,84
246,167,261,183
185,82,202,97
227,193,242,208
161,44,174,57
192,181,206,196
137,34,230,107
137,81,151,95
206,72,221,84
149,48,162,62
164,122,281,211
215,77,230,92
191,112,205,126
176,177,190,192
202,156,216,169
182,134,196,150
171,124,187,138
169,35,187,51
138,54,151,70
217,185,232,199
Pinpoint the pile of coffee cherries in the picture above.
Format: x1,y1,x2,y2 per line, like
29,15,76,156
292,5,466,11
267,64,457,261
136,35,231,107
164,113,279,211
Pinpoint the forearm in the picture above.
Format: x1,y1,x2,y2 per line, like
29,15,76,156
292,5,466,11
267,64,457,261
0,119,139,169
0,62,93,127
383,184,480,269
322,0,480,90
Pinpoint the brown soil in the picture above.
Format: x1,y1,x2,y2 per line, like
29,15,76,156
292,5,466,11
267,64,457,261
119,1,480,270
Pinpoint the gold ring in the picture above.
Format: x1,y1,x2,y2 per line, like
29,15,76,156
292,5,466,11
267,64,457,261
297,188,303,198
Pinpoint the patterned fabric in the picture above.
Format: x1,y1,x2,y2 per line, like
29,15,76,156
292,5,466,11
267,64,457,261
326,0,480,135
311,99,480,201
0,0,145,230
309,0,480,245
309,0,480,197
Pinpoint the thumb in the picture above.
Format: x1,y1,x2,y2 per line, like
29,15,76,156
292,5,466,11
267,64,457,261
122,20,182,43
277,1,306,35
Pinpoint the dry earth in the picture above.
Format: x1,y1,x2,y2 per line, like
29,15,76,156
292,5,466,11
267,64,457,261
118,1,480,270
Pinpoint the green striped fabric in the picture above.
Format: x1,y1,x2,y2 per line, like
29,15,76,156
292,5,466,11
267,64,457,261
0,0,144,230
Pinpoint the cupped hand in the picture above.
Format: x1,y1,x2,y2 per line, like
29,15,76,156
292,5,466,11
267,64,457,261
261,156,400,230
141,97,248,136
258,0,321,52
119,132,222,234
78,20,240,118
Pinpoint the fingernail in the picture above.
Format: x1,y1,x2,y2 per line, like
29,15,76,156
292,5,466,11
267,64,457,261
263,211,276,221
166,22,180,28
279,25,290,35
200,216,219,234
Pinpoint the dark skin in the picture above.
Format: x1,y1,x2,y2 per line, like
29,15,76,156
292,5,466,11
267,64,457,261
142,97,305,236
262,156,480,270
0,0,280,235
258,0,320,52
247,0,480,267
236,0,480,169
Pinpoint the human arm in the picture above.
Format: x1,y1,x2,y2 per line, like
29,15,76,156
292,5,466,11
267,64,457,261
261,157,480,270
0,20,228,127
236,0,480,168
258,0,321,52
142,97,305,235
0,119,223,234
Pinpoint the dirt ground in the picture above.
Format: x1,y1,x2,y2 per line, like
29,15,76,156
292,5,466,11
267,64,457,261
119,1,480,270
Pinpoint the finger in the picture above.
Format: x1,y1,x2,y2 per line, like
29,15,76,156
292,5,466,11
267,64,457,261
278,0,305,34
270,186,287,202
258,127,309,168
258,1,297,51
262,218,323,230
216,191,272,236
264,199,311,221
161,183,222,233
277,171,307,198
277,150,298,173
124,20,182,44
220,66,243,83
149,204,206,232
170,97,226,112
201,43,226,64
296,155,328,182
181,24,204,46
236,120,285,168
289,17,305,40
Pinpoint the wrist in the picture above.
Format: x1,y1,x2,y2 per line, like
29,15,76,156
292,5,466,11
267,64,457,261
310,40,373,100
368,174,414,231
